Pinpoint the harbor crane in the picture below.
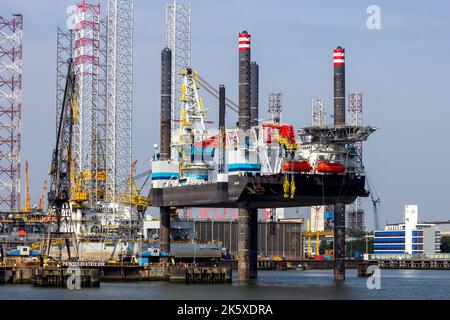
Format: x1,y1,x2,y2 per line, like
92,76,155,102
122,160,151,217
47,58,75,232
370,194,380,231
366,175,380,230
38,178,47,212
43,58,78,259
22,160,32,213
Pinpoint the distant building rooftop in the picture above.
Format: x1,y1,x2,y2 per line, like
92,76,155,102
423,220,450,236
423,220,450,225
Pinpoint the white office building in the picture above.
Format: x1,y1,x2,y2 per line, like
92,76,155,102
374,205,441,255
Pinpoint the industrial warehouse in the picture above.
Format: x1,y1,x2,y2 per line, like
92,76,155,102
1,0,450,304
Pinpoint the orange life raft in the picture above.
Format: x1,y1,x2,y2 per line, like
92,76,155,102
282,161,312,173
316,162,345,174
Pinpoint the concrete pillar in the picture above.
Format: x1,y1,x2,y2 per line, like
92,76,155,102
160,207,170,263
238,205,258,281
334,203,346,281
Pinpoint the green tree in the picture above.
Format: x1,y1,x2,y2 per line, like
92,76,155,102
346,239,374,257
440,237,450,253
347,229,367,239
319,239,328,255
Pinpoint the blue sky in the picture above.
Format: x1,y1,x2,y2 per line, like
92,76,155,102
2,0,450,228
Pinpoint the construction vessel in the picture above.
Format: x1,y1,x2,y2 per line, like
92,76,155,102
0,1,376,284
152,25,375,282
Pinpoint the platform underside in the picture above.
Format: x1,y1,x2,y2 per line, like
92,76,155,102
152,173,367,209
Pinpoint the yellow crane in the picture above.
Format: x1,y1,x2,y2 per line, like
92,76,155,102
22,160,32,213
305,207,333,258
304,230,334,258
38,178,47,212
122,160,151,213
69,155,88,208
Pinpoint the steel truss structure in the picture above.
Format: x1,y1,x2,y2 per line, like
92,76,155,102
166,0,192,142
73,1,100,199
179,69,207,134
56,27,74,135
348,92,363,127
312,98,324,127
299,125,375,145
310,98,325,231
268,92,282,123
53,1,135,235
54,27,82,233
347,91,364,231
91,16,107,211
48,58,76,234
0,14,23,211
171,68,212,184
106,0,134,226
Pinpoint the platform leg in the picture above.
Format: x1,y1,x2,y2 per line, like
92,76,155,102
238,206,258,281
334,203,346,281
160,207,170,263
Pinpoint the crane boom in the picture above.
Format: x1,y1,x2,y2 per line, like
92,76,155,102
122,160,151,215
196,75,239,113
47,58,75,232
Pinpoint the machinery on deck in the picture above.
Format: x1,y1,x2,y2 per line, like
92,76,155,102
122,160,151,218
172,68,214,185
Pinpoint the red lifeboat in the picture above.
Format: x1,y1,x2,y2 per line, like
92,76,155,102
316,162,345,174
282,161,312,173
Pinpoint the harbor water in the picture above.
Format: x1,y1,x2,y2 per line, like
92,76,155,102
0,269,449,300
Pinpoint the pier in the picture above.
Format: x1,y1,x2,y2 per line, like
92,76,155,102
0,263,232,287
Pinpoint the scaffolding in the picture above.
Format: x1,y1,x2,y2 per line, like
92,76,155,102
348,92,363,128
310,98,327,247
312,98,324,127
268,92,282,123
347,91,364,231
106,0,134,227
347,199,364,231
166,0,192,144
267,92,283,225
0,14,23,212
